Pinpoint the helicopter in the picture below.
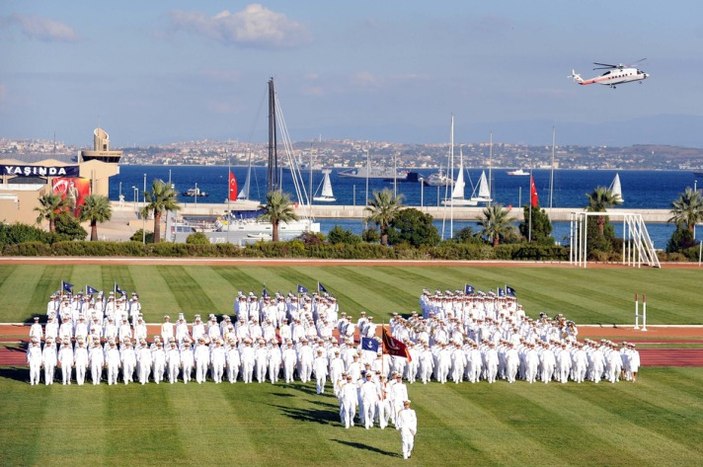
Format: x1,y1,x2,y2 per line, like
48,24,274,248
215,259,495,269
570,59,649,88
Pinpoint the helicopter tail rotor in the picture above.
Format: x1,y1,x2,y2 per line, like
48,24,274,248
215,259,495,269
569,70,584,83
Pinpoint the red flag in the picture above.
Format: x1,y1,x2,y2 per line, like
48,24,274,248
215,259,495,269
382,327,411,361
228,171,238,201
530,175,539,208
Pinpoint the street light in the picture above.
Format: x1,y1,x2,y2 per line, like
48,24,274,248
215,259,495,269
418,177,424,207
132,186,138,212
142,174,147,244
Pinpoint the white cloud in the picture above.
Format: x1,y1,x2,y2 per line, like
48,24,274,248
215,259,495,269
2,14,78,42
170,4,310,48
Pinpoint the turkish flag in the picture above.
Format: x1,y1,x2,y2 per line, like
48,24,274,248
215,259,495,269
382,327,411,361
530,175,539,208
228,171,238,201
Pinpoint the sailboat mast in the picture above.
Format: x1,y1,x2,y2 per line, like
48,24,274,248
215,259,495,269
549,126,555,210
268,78,279,192
449,115,455,239
488,131,493,207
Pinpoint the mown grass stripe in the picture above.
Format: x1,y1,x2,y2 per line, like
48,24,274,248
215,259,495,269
103,383,187,465
156,265,217,314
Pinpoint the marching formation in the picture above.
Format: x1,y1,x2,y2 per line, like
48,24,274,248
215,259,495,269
26,285,639,389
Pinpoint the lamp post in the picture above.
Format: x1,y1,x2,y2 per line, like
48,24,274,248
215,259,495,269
142,174,147,244
419,177,424,207
132,186,138,212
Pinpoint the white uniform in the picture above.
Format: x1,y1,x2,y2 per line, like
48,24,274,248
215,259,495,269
396,404,418,459
27,343,43,385
89,343,104,384
74,343,89,385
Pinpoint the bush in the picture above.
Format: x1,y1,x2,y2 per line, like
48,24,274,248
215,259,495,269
0,222,53,247
327,226,361,245
2,241,53,256
54,213,87,241
130,229,154,243
186,232,210,245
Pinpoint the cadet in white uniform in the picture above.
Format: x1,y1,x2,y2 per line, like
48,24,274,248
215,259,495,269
396,400,417,460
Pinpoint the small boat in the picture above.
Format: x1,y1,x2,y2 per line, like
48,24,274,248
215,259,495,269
313,169,336,202
423,168,454,187
182,185,208,197
507,169,529,176
442,149,478,206
338,166,409,181
609,173,623,202
469,170,492,204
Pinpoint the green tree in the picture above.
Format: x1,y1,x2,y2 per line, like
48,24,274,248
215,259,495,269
80,194,112,241
478,204,514,247
388,208,440,247
668,187,703,235
585,186,622,236
364,188,403,245
449,226,482,244
327,225,361,244
54,212,88,240
259,191,299,242
34,193,69,233
141,179,180,243
186,232,210,245
130,229,154,243
519,205,554,244
666,224,697,253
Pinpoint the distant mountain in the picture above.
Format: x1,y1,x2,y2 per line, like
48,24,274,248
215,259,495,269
291,114,703,147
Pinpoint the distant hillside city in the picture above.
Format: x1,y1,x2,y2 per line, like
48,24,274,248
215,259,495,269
2,137,703,171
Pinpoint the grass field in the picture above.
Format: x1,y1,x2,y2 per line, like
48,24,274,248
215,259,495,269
0,264,701,325
1,263,702,466
0,367,701,466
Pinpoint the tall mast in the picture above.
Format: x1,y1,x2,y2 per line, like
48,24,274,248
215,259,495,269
549,126,556,210
268,78,279,192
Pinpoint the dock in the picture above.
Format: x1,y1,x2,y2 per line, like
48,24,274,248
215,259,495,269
113,201,673,223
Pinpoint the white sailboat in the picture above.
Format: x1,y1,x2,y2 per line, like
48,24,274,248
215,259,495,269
609,172,623,202
442,149,477,206
313,169,336,202
470,170,492,204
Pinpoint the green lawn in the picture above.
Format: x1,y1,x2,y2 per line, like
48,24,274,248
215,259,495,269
1,264,701,325
0,367,701,466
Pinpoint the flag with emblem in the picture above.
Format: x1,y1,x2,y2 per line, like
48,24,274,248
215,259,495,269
361,337,379,353
381,327,411,361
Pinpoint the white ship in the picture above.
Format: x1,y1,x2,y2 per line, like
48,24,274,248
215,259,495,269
313,169,336,202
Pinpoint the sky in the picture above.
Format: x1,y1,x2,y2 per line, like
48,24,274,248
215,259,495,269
1,1,702,148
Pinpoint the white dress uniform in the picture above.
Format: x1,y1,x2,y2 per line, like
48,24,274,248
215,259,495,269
27,342,43,385
396,402,418,459
58,343,74,385
89,342,104,384
74,342,89,385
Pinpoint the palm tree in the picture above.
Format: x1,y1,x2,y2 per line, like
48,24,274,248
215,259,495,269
259,190,298,242
34,193,68,233
586,186,622,236
80,194,112,241
141,179,180,243
364,188,404,245
668,187,703,235
478,204,513,247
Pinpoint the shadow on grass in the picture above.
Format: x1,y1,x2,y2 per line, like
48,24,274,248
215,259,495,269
0,366,28,383
270,403,339,425
331,439,398,458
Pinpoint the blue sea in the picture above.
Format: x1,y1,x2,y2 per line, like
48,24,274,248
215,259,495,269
110,166,703,249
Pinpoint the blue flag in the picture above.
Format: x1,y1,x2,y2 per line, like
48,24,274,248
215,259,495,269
86,285,99,295
114,283,125,297
498,288,505,297
317,282,328,293
297,284,308,294
506,286,516,297
361,337,380,353
262,287,269,298
464,284,475,295
62,281,73,294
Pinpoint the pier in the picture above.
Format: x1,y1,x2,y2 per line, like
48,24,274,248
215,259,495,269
113,201,673,223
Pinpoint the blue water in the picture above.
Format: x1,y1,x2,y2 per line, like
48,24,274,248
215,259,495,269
111,166,703,248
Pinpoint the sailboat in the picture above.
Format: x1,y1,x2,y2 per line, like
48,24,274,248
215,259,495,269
313,169,336,202
224,156,260,213
609,172,624,202
442,149,477,206
469,170,492,204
